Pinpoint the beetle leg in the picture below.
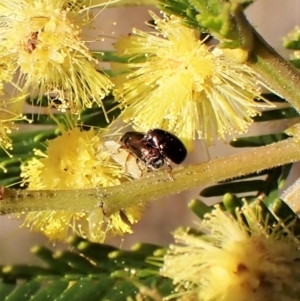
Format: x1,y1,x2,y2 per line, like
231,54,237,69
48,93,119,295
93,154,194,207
126,151,146,175
120,146,132,167
135,157,146,173
99,201,108,217
165,160,174,181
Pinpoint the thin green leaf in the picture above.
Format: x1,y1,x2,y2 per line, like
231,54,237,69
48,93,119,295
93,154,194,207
93,51,147,64
188,199,212,219
31,246,76,274
30,280,69,301
278,164,293,189
5,280,41,301
230,133,288,147
1,265,55,279
263,198,300,236
54,251,102,274
222,193,243,217
253,108,299,122
290,59,300,68
72,240,117,265
130,243,162,257
102,279,138,301
0,281,16,300
56,278,113,301
260,93,286,103
200,180,265,197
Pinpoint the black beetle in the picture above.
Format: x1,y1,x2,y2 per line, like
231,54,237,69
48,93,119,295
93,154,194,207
120,129,187,172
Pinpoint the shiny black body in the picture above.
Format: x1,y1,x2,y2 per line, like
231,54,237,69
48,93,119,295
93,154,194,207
120,129,187,170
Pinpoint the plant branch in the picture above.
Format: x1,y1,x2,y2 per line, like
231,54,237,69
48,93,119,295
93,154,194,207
94,0,157,7
1,137,299,216
246,25,300,113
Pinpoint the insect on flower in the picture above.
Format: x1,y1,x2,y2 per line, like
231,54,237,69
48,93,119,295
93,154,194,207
120,129,187,175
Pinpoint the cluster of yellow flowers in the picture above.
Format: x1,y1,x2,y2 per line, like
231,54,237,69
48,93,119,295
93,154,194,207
162,203,300,301
0,0,273,244
0,0,113,150
0,1,271,149
1,1,300,300
112,12,272,149
18,125,145,242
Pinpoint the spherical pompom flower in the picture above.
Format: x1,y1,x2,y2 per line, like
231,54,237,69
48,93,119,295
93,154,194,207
17,125,146,242
161,203,300,301
0,0,114,117
112,12,272,149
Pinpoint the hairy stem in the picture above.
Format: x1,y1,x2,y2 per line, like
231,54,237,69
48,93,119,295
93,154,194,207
91,0,157,8
1,137,299,215
247,28,300,113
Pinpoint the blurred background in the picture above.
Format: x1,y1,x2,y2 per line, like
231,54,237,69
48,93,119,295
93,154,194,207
0,0,300,264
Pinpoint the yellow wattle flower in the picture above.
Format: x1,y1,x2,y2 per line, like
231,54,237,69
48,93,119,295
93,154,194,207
162,203,300,301
18,126,145,242
0,111,29,153
0,56,26,151
112,12,272,150
0,0,113,117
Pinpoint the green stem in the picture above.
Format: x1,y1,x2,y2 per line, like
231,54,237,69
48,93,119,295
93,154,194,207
1,137,299,216
247,28,300,113
88,0,157,9
116,0,157,5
